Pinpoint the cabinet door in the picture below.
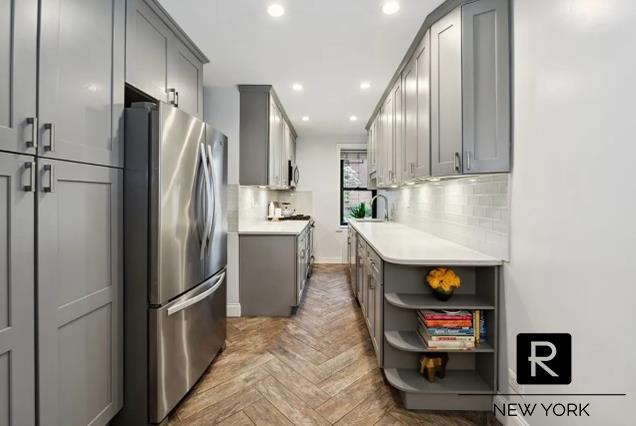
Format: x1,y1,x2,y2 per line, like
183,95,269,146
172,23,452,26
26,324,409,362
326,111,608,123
39,0,125,167
373,280,383,365
168,40,204,119
431,6,462,177
402,55,417,181
280,122,291,187
415,31,431,178
367,275,375,336
375,108,384,186
392,80,403,184
126,0,170,103
268,100,282,187
462,0,510,173
0,154,35,426
0,0,37,155
381,96,393,186
368,121,376,177
38,160,122,426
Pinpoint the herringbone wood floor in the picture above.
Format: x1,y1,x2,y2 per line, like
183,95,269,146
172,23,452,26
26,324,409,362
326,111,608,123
168,264,498,426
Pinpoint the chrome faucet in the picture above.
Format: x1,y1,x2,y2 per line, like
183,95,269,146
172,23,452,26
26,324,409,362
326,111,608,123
370,194,390,221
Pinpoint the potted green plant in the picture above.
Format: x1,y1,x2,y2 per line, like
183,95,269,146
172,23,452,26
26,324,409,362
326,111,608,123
350,202,368,219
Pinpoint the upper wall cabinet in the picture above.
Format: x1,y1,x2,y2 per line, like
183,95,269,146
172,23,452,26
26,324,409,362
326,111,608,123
430,7,463,176
461,0,510,173
38,0,125,167
367,0,510,183
238,85,297,189
126,0,207,119
0,0,37,156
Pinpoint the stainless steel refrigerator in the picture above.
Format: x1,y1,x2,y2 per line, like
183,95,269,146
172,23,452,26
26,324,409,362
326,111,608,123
116,102,227,425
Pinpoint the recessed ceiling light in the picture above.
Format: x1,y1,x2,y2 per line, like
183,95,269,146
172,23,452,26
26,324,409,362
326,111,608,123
349,116,358,122
292,83,303,91
382,1,400,15
267,4,285,17
360,81,371,90
302,116,309,122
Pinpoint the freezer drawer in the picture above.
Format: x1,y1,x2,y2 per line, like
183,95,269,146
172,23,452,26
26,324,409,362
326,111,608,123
148,269,227,423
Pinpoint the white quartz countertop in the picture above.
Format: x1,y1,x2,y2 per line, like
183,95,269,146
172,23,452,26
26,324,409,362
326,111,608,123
349,220,503,266
239,220,310,236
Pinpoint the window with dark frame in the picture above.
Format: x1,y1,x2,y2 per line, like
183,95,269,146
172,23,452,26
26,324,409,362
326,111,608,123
340,150,377,225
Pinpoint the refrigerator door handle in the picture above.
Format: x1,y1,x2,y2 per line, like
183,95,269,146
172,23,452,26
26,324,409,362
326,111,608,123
199,143,212,259
206,144,217,242
167,271,226,316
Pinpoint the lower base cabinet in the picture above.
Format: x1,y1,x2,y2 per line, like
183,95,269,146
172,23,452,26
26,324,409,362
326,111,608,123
0,153,36,426
37,159,123,426
239,225,310,317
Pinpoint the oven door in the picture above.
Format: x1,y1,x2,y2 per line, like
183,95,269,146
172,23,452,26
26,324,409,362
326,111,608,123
149,269,227,423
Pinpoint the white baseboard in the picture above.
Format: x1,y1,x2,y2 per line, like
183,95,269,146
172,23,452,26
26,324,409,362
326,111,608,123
227,303,241,317
314,257,346,264
494,395,531,426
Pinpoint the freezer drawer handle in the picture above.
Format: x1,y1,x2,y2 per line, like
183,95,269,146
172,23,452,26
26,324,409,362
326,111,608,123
167,272,225,316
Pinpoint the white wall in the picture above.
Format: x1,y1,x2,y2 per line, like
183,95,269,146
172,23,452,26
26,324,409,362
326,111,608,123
204,86,241,316
498,1,636,423
296,135,367,263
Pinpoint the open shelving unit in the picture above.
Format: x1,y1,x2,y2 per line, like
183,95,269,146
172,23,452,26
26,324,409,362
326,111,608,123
381,263,499,411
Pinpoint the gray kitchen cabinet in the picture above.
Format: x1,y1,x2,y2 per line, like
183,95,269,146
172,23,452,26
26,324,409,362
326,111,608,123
415,31,431,178
368,119,377,179
380,96,393,187
37,159,123,426
268,100,283,187
391,79,403,185
38,0,125,167
461,0,510,173
356,238,366,305
368,0,511,179
297,230,308,304
398,30,430,183
0,0,37,156
0,153,36,426
431,6,463,177
365,246,383,365
169,39,204,118
239,227,309,316
126,0,171,103
402,55,418,181
126,0,207,119
238,85,297,188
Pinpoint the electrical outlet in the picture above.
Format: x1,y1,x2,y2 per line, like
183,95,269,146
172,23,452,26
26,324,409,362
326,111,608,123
508,368,525,397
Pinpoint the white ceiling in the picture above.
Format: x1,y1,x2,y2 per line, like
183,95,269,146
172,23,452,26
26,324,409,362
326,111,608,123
158,0,444,136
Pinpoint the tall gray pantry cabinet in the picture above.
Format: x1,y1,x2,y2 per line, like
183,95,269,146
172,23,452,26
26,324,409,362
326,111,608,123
0,0,125,425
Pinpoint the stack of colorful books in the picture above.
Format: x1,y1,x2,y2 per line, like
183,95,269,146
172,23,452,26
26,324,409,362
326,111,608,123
416,310,487,350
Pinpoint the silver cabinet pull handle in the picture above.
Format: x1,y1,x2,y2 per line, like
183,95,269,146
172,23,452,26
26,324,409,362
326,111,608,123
466,151,471,171
454,152,461,172
43,164,54,193
26,117,38,149
23,162,35,192
167,272,225,316
44,123,55,152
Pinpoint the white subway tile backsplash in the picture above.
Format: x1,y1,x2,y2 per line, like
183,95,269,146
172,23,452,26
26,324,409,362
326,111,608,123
385,174,510,260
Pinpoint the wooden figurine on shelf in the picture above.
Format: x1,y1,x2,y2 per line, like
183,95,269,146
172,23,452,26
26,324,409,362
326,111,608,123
419,353,449,382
